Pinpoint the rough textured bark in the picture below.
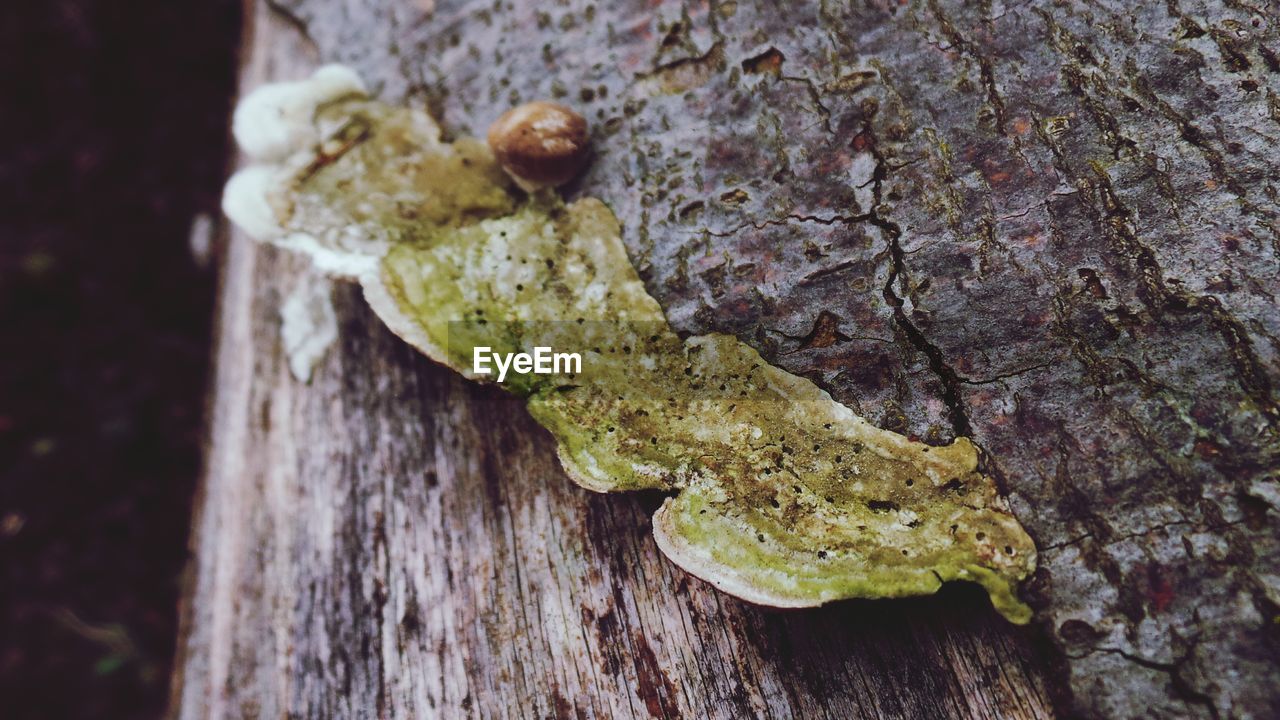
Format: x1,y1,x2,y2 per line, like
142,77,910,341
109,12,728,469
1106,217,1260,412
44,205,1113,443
174,0,1280,718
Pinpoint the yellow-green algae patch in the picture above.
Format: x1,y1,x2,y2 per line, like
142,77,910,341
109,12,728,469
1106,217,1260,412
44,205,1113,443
223,67,1037,623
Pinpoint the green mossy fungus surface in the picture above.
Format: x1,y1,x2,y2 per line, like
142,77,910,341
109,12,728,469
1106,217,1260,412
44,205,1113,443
267,97,1036,622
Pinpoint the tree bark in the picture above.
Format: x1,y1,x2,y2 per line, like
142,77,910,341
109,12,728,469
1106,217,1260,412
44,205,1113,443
173,0,1280,718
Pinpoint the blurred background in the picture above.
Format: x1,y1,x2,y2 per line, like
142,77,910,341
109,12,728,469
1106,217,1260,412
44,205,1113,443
1,1,241,717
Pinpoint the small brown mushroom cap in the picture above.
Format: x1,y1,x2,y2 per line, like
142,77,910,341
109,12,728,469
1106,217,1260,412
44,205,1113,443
486,101,589,191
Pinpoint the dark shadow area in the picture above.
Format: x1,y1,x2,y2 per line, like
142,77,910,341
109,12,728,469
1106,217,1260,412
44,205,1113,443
751,581,1057,711
579,485,1062,716
0,1,240,718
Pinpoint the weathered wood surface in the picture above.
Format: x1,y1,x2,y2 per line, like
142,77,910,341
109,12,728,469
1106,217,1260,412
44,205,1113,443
174,0,1280,718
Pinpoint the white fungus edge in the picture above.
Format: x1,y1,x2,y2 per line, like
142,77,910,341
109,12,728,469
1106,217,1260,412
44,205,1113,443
232,64,368,162
222,166,284,241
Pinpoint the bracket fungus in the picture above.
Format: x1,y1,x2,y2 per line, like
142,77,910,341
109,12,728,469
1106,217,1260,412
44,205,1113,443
222,66,1038,623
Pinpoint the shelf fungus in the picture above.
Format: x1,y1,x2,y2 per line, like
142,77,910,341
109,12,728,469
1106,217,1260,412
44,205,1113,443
222,66,1038,623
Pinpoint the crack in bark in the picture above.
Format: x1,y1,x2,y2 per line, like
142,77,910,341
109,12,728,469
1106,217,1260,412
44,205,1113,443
1066,646,1221,720
1031,64,1280,433
780,74,834,134
954,360,1056,385
861,118,975,439
693,212,876,238
928,0,1008,133
1042,517,1246,554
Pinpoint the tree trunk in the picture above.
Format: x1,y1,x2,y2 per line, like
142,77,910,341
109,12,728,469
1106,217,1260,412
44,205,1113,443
172,1,1280,718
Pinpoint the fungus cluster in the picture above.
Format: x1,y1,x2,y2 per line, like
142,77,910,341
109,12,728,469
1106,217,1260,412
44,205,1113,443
222,66,1038,622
